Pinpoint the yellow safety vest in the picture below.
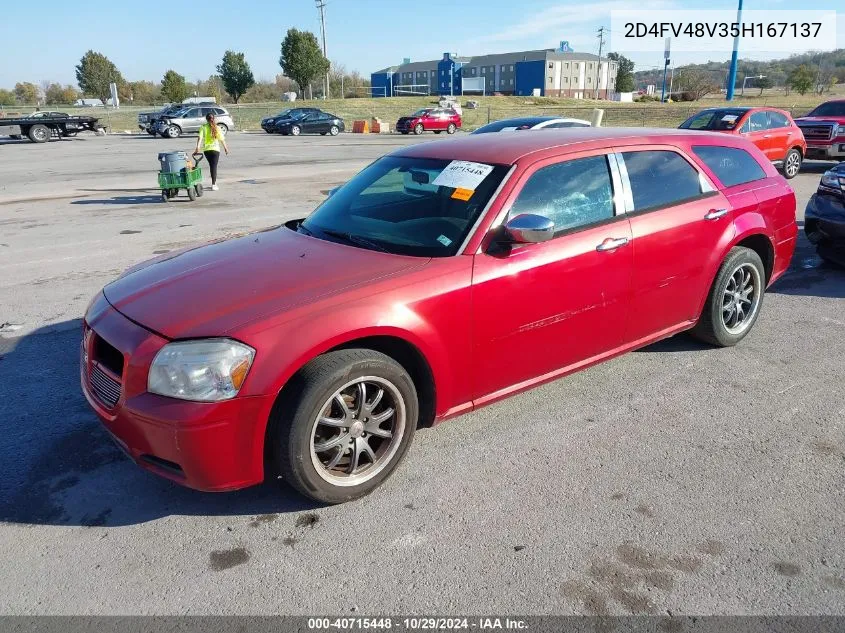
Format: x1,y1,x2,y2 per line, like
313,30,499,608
198,123,223,152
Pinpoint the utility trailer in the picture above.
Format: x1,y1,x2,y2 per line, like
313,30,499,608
0,113,104,143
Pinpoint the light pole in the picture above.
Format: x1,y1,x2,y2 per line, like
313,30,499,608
726,0,743,100
316,0,329,99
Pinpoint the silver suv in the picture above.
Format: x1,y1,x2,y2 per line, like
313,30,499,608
154,105,234,139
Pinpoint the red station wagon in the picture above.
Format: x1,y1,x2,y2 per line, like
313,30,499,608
82,129,797,503
396,108,461,135
679,107,806,179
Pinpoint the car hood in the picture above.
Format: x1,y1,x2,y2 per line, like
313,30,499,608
795,116,845,124
104,226,427,339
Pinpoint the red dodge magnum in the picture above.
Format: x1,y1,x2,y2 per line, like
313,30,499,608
82,128,797,503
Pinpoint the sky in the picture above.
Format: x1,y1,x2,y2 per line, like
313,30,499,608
1,0,842,89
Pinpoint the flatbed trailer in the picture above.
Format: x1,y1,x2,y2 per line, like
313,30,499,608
0,115,104,143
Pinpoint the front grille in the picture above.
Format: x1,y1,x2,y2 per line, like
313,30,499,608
90,363,121,408
798,124,835,141
93,335,123,376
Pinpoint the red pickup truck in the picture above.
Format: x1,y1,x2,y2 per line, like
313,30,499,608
794,99,845,162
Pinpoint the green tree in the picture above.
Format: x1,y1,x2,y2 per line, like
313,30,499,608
279,28,329,97
75,50,124,103
217,51,255,103
756,75,773,95
128,80,159,104
44,83,75,105
787,64,815,95
607,52,635,93
241,81,279,103
160,70,188,103
14,82,39,105
0,88,16,106
195,75,225,102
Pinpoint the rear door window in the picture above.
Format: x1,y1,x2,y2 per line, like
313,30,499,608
692,145,766,188
767,111,790,129
621,150,704,212
749,111,769,132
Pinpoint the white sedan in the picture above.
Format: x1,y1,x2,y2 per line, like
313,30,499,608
471,116,592,134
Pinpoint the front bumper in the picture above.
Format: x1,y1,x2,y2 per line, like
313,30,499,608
80,296,270,492
805,143,845,160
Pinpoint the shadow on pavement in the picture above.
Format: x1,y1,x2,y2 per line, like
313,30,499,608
71,195,165,205
768,231,845,299
0,320,319,528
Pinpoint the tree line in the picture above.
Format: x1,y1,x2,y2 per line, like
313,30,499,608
0,29,371,107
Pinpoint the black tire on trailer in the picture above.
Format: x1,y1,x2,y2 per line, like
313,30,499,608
28,124,50,143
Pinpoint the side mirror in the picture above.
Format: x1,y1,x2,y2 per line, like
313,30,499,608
503,213,555,244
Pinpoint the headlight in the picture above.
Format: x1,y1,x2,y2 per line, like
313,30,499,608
821,170,841,189
833,123,842,138
148,339,255,402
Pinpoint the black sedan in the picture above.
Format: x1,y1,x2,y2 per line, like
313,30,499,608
260,107,321,133
274,110,344,136
805,162,845,265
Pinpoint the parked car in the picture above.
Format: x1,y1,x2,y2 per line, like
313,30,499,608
794,99,845,162
679,107,806,179
805,161,845,266
274,110,345,136
261,107,320,133
154,105,233,139
396,108,461,135
81,128,796,503
472,116,591,134
138,103,210,136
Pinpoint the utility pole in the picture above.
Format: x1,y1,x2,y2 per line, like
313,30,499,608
726,0,743,100
595,26,606,100
315,0,329,99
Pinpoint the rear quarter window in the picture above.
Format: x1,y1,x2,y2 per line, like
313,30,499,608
621,150,704,212
692,145,766,188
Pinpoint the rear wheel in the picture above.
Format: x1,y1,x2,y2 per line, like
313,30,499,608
195,183,203,197
271,349,418,504
187,185,197,201
217,123,228,134
161,190,169,203
447,123,457,134
691,247,765,347
782,148,802,179
28,124,50,143
434,131,442,134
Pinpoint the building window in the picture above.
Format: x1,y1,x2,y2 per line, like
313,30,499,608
548,63,554,69
565,63,569,69
481,68,485,74
509,65,513,71
548,76,553,82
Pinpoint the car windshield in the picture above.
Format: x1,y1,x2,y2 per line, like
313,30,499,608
680,110,748,130
299,156,509,257
805,102,845,117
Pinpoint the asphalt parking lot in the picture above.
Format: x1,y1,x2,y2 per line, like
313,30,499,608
0,131,843,615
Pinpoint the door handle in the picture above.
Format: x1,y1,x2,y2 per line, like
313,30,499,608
596,237,629,252
704,208,729,220
763,134,771,138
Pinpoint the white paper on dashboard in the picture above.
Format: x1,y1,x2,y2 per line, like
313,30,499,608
432,161,495,190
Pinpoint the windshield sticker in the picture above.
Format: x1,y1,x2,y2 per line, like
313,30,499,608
721,114,739,122
451,188,474,201
437,235,453,247
432,161,494,190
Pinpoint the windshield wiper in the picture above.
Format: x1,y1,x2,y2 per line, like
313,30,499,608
320,229,391,253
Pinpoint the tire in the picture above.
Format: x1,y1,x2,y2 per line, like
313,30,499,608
691,247,766,347
166,125,181,139
271,349,418,504
291,125,301,136
217,123,228,134
782,148,802,179
187,185,197,201
401,131,409,135
148,128,157,136
321,132,327,136
329,125,339,136
161,190,169,203
413,123,424,135
195,183,203,197
28,124,50,143
168,188,178,198
434,131,442,134
447,123,457,135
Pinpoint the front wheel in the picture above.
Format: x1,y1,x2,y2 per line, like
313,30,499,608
195,183,203,197
166,125,181,139
271,349,418,504
413,123,424,135
691,247,765,347
291,125,301,136
782,148,802,179
187,185,197,201
329,125,339,136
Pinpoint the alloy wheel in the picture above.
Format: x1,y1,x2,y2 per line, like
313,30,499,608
785,151,801,177
309,376,406,487
721,263,761,334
